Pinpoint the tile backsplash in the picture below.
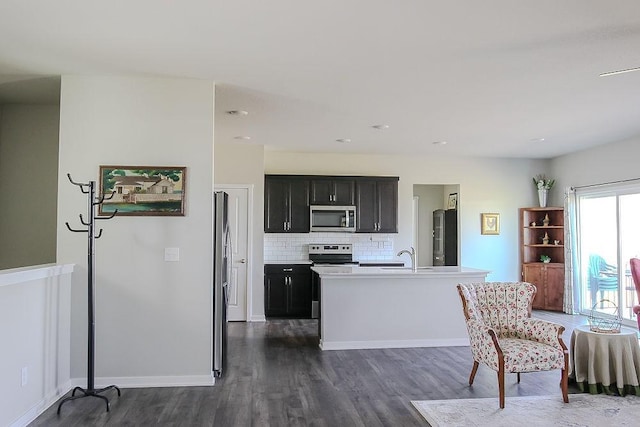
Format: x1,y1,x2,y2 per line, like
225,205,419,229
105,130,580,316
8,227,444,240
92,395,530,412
264,233,396,262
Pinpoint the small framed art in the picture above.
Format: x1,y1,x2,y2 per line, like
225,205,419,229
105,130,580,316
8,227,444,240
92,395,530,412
481,213,500,235
447,193,458,210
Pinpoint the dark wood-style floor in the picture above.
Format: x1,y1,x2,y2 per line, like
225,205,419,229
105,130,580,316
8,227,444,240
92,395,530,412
31,311,588,426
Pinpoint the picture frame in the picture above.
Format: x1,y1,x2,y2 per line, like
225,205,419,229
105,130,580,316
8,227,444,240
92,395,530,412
447,193,458,210
481,213,500,235
98,166,186,216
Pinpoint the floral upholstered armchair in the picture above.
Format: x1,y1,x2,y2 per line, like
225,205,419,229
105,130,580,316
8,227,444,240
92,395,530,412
457,282,569,408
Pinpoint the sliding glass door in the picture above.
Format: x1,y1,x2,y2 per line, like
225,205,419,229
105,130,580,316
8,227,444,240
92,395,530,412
576,186,640,323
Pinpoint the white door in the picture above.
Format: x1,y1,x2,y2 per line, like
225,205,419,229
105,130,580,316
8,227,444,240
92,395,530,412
217,186,250,321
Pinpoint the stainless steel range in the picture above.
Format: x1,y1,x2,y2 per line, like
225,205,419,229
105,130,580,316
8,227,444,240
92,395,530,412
309,244,356,319
308,243,357,265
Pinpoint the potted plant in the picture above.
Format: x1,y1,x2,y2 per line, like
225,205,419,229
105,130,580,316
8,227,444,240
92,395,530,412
533,175,555,207
540,255,551,263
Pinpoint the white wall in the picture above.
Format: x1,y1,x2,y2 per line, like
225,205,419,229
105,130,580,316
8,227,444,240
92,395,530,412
266,151,548,281
0,105,59,270
213,141,266,320
0,265,72,427
57,76,215,385
551,135,640,195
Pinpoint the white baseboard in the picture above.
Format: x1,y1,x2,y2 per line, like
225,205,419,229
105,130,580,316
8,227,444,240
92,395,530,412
71,374,216,389
319,338,470,350
10,374,215,427
250,314,266,322
10,380,72,427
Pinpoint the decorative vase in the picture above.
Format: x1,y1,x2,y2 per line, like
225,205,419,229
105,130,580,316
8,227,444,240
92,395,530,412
538,189,548,207
542,213,550,226
542,232,549,245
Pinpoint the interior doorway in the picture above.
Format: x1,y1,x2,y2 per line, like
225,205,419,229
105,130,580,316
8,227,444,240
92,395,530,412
412,184,460,266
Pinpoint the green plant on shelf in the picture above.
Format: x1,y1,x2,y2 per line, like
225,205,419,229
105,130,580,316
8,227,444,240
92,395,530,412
533,174,555,190
540,255,551,263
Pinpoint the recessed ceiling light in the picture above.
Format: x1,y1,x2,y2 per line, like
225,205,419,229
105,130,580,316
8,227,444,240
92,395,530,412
372,124,390,130
336,138,351,143
432,141,448,145
599,66,640,77
227,110,249,116
530,137,546,143
233,136,251,140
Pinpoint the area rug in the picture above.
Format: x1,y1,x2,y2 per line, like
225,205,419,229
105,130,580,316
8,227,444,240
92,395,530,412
411,394,640,426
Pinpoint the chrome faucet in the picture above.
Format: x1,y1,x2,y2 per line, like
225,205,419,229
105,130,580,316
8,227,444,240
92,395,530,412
397,247,417,271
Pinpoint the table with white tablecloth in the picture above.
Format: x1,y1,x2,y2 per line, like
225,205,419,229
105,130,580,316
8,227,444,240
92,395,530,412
570,324,640,395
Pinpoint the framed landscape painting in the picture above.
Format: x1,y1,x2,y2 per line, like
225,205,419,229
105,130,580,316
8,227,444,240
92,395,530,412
98,166,186,216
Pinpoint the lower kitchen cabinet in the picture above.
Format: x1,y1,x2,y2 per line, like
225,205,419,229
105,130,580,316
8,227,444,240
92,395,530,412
264,264,312,318
523,263,564,311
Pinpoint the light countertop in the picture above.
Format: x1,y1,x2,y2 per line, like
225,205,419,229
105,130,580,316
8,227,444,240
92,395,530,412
264,260,313,265
311,265,490,278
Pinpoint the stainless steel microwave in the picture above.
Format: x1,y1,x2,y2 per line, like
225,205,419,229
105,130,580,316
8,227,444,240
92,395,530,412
310,205,356,232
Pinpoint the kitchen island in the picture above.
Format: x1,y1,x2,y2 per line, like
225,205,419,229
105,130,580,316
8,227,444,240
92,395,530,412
311,265,489,350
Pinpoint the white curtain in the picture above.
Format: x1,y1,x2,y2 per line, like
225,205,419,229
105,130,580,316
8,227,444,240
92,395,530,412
564,187,579,314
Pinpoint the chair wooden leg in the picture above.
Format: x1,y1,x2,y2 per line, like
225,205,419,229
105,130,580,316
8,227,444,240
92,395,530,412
517,372,521,383
560,368,569,403
561,350,569,403
469,361,479,385
498,365,505,409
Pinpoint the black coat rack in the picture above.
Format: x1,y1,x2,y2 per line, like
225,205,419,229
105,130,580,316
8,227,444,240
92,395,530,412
57,174,121,414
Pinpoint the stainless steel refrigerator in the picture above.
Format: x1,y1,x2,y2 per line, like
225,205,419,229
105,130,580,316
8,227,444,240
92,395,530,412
433,209,458,266
213,191,230,377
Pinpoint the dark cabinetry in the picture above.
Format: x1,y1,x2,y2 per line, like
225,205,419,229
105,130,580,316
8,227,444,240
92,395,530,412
264,176,310,233
520,207,565,311
433,209,458,266
355,177,398,233
310,178,355,205
264,264,312,318
265,174,398,234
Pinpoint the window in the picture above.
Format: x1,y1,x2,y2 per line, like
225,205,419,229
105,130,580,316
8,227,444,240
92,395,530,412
575,184,640,323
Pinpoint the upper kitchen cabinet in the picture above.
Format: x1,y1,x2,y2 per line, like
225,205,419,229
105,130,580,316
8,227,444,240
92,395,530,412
264,175,310,233
355,177,399,233
310,178,355,205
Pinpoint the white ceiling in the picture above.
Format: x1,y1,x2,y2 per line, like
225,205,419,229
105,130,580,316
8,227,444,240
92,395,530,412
1,1,640,158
